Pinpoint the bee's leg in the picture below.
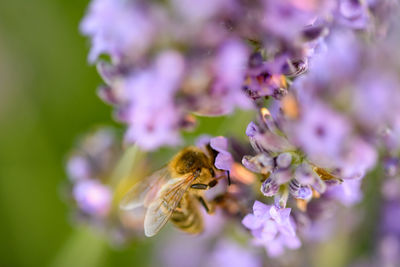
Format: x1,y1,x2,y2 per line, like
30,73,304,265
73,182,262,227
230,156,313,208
208,179,218,188
191,180,218,190
197,196,215,214
191,183,208,190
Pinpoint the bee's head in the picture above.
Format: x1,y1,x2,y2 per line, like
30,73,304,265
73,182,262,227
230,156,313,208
170,147,211,175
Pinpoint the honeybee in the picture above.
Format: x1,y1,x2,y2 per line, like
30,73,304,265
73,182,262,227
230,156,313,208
120,146,225,237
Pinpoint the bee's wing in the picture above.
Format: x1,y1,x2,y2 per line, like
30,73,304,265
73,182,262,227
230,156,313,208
119,167,170,210
144,173,197,237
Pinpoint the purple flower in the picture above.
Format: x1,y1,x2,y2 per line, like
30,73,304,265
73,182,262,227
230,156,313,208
261,0,323,41
381,177,400,201
80,0,156,63
205,239,261,267
213,40,252,112
73,179,112,217
326,178,363,206
193,40,253,116
243,57,290,100
337,137,377,179
352,72,400,132
337,0,370,29
156,210,226,267
123,51,185,150
242,113,342,206
304,30,360,86
210,136,234,171
171,0,233,25
246,121,295,154
242,201,301,257
292,102,351,167
67,155,91,181
378,235,400,267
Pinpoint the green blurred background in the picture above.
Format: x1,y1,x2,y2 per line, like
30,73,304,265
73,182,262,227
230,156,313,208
0,1,382,266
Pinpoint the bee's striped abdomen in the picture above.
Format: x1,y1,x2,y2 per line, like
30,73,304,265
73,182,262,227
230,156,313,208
171,194,203,234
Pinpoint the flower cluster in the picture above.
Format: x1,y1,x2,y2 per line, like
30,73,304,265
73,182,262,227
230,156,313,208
75,0,400,264
81,0,396,151
242,201,300,257
66,128,120,218
65,127,146,243
242,109,344,208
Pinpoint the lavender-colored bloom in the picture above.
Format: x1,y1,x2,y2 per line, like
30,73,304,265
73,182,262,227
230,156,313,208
210,136,234,171
276,152,292,169
262,0,323,41
289,179,313,200
382,200,400,236
261,178,280,197
80,0,156,63
171,0,233,25
326,178,363,206
205,239,261,267
337,137,377,179
242,154,274,174
293,102,351,166
243,58,289,100
67,155,91,181
303,30,360,86
337,0,370,29
73,179,112,217
378,235,400,267
123,51,184,150
246,121,295,154
382,177,400,200
157,210,226,267
295,163,321,185
242,201,301,257
212,40,253,113
352,72,400,132
66,128,121,181
193,40,253,115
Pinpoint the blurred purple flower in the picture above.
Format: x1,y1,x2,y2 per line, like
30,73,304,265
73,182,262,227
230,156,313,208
157,210,226,267
67,155,91,181
206,239,261,267
123,51,185,150
242,201,301,257
262,0,324,41
337,0,370,29
73,179,112,217
243,114,339,206
293,102,351,166
326,178,363,206
80,0,156,63
352,72,400,132
212,40,252,113
193,40,253,115
304,30,360,86
337,137,377,179
243,57,289,100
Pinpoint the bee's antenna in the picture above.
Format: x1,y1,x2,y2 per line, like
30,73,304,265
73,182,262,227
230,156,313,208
227,170,231,186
